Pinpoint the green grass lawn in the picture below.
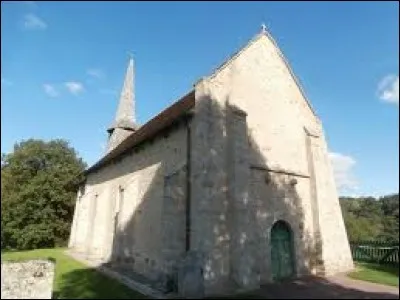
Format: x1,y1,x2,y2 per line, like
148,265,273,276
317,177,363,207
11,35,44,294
348,262,399,287
1,248,147,299
3,249,398,298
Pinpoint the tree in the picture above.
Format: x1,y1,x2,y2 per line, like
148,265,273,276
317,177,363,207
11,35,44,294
1,139,86,250
340,194,399,242
380,194,399,242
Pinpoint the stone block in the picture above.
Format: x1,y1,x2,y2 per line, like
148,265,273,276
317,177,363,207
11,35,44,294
1,259,55,299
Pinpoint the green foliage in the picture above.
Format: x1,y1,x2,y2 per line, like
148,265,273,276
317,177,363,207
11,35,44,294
340,194,399,242
1,139,86,250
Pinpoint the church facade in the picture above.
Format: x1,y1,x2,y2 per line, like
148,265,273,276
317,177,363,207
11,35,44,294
68,28,353,297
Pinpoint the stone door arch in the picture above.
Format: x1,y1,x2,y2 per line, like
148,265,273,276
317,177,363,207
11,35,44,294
270,220,295,281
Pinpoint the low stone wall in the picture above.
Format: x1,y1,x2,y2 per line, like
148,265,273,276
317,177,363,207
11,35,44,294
1,259,55,299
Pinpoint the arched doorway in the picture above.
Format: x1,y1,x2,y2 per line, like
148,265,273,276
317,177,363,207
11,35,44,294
270,220,295,281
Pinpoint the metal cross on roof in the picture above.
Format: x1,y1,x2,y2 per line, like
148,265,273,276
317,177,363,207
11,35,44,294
127,51,134,60
261,23,267,33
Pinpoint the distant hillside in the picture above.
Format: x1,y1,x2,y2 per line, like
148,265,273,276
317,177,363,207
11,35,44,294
340,194,399,242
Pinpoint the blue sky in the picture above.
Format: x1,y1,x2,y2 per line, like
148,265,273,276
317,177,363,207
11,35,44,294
1,1,398,197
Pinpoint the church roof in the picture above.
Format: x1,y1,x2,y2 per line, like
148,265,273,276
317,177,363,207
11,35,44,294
85,90,195,175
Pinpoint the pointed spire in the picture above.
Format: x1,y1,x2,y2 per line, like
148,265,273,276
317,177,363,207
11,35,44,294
106,55,138,152
108,56,137,133
115,56,136,126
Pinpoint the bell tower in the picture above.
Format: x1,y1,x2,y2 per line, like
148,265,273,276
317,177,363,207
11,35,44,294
106,57,138,152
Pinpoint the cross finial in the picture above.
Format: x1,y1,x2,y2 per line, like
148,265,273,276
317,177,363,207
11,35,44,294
127,51,134,61
261,23,267,34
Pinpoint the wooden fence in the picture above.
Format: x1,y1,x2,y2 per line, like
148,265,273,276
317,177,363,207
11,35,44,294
349,241,399,265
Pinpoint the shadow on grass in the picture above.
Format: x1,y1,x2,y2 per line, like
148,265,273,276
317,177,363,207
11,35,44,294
356,262,399,277
212,275,399,299
53,266,148,299
1,249,147,299
347,262,399,288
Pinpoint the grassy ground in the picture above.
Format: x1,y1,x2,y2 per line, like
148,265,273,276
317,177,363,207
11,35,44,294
348,262,399,287
2,249,398,298
1,248,147,299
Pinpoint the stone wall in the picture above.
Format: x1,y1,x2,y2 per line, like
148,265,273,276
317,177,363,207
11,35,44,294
189,85,232,294
161,165,187,275
226,105,258,290
249,170,315,281
1,260,55,299
189,31,353,296
69,121,188,280
308,131,354,275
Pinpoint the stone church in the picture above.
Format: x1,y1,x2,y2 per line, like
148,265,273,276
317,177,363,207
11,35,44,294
68,27,354,297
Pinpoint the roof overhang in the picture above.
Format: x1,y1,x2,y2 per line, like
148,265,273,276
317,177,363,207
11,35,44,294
83,90,195,177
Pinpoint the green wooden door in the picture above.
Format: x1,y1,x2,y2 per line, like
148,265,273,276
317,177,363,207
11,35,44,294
271,221,295,281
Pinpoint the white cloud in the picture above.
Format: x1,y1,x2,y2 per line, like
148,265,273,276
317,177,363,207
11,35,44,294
1,77,13,87
43,84,59,97
65,81,84,95
87,68,105,79
23,13,47,30
377,74,399,105
329,152,358,194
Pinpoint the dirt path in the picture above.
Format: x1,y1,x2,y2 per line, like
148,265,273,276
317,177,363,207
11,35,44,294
228,275,399,299
326,274,398,296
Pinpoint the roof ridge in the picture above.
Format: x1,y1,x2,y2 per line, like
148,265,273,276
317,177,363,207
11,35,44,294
196,31,265,84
